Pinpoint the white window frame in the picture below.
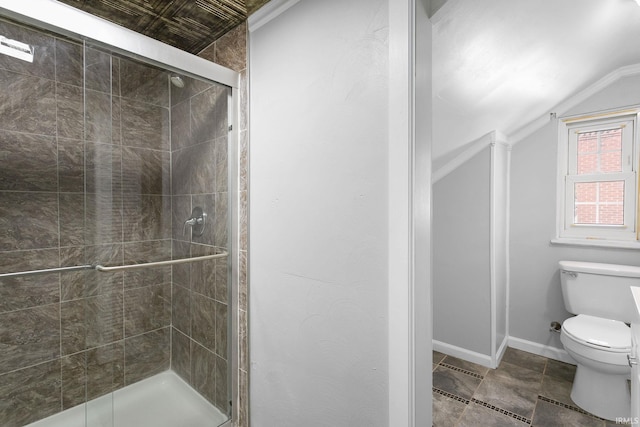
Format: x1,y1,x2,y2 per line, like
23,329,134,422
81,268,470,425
556,108,639,245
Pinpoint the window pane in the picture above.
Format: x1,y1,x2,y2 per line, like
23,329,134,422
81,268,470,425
574,181,624,225
577,128,622,174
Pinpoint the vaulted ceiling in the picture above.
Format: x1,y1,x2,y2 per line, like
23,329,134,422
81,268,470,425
433,0,640,165
57,0,270,54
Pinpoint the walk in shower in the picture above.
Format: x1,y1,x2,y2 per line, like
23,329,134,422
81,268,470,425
0,2,238,426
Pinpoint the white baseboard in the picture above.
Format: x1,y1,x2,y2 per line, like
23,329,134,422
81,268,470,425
507,336,576,365
434,336,576,368
433,340,494,368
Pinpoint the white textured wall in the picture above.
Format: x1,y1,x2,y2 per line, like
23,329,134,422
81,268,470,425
433,147,492,356
509,74,640,353
249,0,390,425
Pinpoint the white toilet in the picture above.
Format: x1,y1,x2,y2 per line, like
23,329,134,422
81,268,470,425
559,260,640,421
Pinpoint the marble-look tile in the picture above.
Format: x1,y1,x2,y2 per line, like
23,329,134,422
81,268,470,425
86,341,125,400
215,257,228,304
473,362,543,419
84,191,123,245
433,365,482,400
171,145,191,195
59,193,85,247
0,191,58,252
544,358,577,383
191,194,216,246
239,190,247,251
433,391,466,427
0,69,56,135
191,86,226,144
123,240,171,265
0,131,57,191
170,75,212,107
457,401,529,427
238,368,248,427
172,283,191,335
55,39,83,87
85,141,121,195
214,301,228,358
214,353,228,413
61,352,86,410
84,46,112,93
442,355,490,377
58,137,84,193
172,240,191,288
171,327,191,382
172,195,192,242
215,136,228,193
171,99,192,151
539,374,575,406
124,327,170,385
60,291,124,354
124,265,171,290
122,194,171,242
190,141,216,194
239,129,248,192
0,304,60,374
85,89,112,144
56,82,84,140
191,341,216,405
0,19,56,80
239,309,248,373
239,251,247,311
239,69,248,132
0,248,58,313
112,57,121,97
121,98,169,151
191,293,216,351
112,96,122,145
532,399,604,427
191,244,217,297
124,284,171,337
61,244,124,301
215,192,229,248
213,23,246,73
121,146,170,195
433,351,447,365
502,346,547,374
118,57,169,107
0,360,61,427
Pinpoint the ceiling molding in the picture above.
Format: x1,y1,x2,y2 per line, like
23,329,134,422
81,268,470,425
248,0,300,32
508,63,640,145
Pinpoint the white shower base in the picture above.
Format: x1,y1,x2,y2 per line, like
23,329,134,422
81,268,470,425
26,371,228,427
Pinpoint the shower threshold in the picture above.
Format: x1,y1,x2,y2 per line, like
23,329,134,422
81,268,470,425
25,370,227,427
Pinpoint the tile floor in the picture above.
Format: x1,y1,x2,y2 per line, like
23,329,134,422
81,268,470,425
433,347,630,426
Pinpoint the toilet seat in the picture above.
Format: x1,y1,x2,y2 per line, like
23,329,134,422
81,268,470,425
562,314,630,352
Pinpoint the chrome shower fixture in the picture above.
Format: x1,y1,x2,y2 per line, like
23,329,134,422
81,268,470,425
0,35,34,62
183,206,207,237
170,75,185,88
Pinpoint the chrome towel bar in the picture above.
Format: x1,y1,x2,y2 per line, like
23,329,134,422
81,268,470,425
0,252,228,279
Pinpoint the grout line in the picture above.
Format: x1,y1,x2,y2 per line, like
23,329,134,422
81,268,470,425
537,395,607,421
439,363,484,380
469,398,532,424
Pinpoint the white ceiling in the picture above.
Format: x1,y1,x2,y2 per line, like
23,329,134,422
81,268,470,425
432,0,640,164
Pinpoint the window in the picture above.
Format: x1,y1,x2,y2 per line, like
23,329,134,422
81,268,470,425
556,110,639,244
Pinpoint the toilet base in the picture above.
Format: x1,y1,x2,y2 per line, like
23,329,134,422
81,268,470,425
570,362,630,421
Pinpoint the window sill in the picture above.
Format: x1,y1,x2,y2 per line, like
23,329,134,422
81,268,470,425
550,237,640,250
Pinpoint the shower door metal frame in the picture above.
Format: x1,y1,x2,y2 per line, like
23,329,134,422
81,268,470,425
0,1,240,426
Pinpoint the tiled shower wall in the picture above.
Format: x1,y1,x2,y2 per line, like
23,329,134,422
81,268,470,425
198,22,250,427
169,73,230,411
0,17,230,426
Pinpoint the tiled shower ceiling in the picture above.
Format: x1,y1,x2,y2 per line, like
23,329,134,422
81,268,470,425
57,0,270,54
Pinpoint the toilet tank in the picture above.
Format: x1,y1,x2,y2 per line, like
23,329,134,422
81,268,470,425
559,261,640,323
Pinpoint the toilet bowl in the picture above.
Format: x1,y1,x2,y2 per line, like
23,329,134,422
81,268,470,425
560,314,631,421
558,261,640,421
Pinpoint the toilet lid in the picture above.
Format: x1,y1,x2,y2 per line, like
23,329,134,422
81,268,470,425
562,314,631,350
